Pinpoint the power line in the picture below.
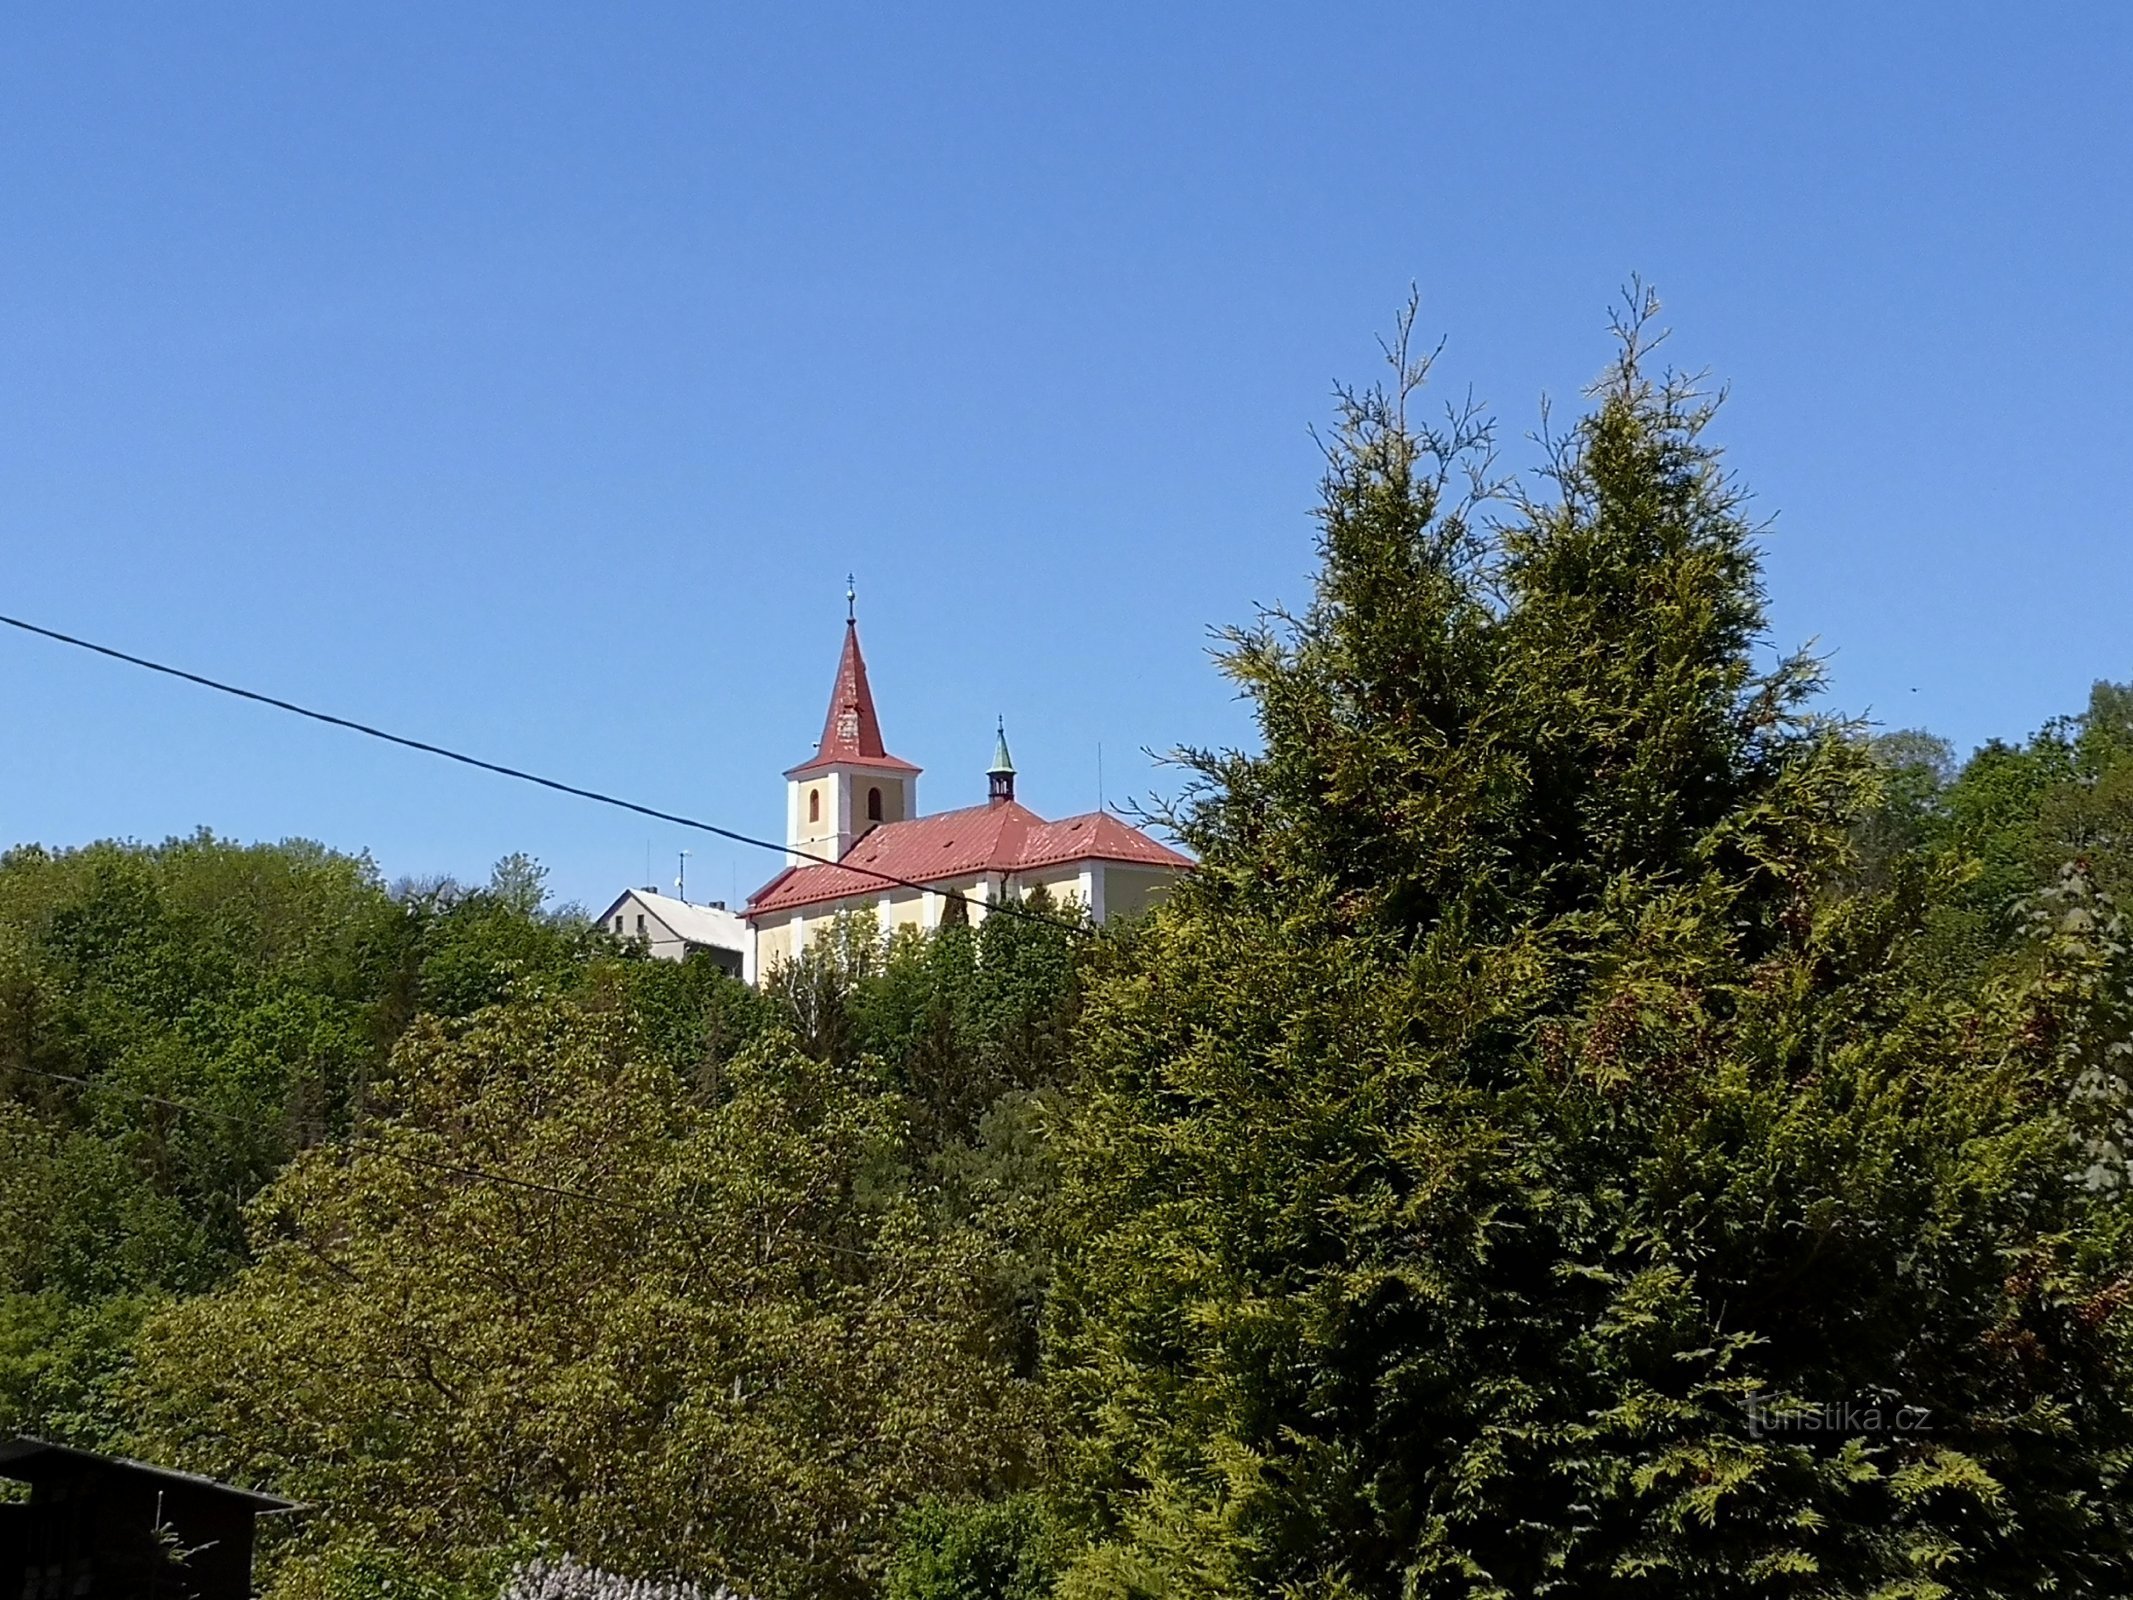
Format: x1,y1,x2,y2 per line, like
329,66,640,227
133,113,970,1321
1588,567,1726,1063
0,612,1088,935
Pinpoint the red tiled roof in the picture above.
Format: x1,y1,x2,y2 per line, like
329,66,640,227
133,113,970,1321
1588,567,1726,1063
786,620,920,777
1014,809,1194,873
746,800,1192,918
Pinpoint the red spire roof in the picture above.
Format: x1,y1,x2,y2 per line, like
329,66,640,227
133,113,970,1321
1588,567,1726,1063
786,620,920,778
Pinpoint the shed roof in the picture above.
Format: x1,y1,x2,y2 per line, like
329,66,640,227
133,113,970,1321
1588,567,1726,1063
0,1437,297,1512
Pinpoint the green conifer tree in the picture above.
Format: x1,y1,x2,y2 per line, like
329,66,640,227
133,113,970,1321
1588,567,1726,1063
1046,292,2133,1599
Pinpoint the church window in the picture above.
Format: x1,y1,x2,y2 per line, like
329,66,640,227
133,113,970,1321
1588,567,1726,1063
867,786,883,822
809,789,821,823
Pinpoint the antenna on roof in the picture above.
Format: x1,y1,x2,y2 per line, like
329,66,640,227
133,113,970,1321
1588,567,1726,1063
677,848,690,902
1097,742,1105,814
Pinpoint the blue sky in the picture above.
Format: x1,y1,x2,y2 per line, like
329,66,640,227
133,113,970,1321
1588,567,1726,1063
1,3,2127,912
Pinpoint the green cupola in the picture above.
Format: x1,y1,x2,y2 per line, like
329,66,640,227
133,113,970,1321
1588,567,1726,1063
988,719,1016,805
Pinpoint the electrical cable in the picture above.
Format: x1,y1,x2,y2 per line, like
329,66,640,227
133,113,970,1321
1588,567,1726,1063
0,611,1093,935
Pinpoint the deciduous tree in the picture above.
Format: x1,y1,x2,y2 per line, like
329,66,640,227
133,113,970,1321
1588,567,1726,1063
132,994,1044,1600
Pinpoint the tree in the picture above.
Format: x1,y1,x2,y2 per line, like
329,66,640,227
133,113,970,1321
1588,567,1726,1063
0,834,407,1447
1936,684,2133,935
1045,293,2133,1598
1848,729,1954,890
0,834,645,1450
130,992,1044,1600
488,854,552,919
885,1495,1066,1600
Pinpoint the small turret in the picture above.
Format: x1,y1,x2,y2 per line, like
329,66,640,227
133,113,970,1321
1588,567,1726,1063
988,718,1016,806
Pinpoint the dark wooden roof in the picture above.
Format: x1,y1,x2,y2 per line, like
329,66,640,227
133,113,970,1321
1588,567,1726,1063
0,1437,297,1512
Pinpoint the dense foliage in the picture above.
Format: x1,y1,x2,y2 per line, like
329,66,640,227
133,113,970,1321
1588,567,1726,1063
115,899,1078,1599
1043,299,2133,1597
9,294,2133,1598
0,837,613,1448
885,1495,1066,1600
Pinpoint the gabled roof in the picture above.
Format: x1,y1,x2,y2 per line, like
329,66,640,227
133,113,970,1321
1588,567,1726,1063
746,801,1191,918
1015,809,1193,873
595,889,749,952
786,620,920,778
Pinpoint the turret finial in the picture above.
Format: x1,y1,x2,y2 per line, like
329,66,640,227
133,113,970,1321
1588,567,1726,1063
846,573,856,623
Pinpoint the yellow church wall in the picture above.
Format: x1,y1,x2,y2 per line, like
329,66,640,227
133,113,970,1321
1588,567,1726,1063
753,861,1184,980
928,877,987,925
881,891,929,933
789,781,837,858
1014,866,1090,908
753,915,801,970
859,779,909,827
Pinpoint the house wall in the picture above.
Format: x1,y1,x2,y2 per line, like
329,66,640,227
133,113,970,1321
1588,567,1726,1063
640,906,699,963
0,1465,264,1600
600,894,748,977
606,894,665,950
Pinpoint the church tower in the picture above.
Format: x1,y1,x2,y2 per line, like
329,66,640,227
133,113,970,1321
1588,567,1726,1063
785,599,920,865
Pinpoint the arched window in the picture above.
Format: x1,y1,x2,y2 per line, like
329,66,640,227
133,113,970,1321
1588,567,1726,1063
867,786,883,822
808,789,821,823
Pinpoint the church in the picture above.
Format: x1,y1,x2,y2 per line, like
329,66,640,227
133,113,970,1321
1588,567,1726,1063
598,606,1191,980
741,609,1192,973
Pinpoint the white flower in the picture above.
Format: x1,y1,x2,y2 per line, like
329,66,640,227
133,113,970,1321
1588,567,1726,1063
500,1554,746,1600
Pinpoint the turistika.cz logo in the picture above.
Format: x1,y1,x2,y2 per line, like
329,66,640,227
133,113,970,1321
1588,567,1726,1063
1743,1396,1933,1438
